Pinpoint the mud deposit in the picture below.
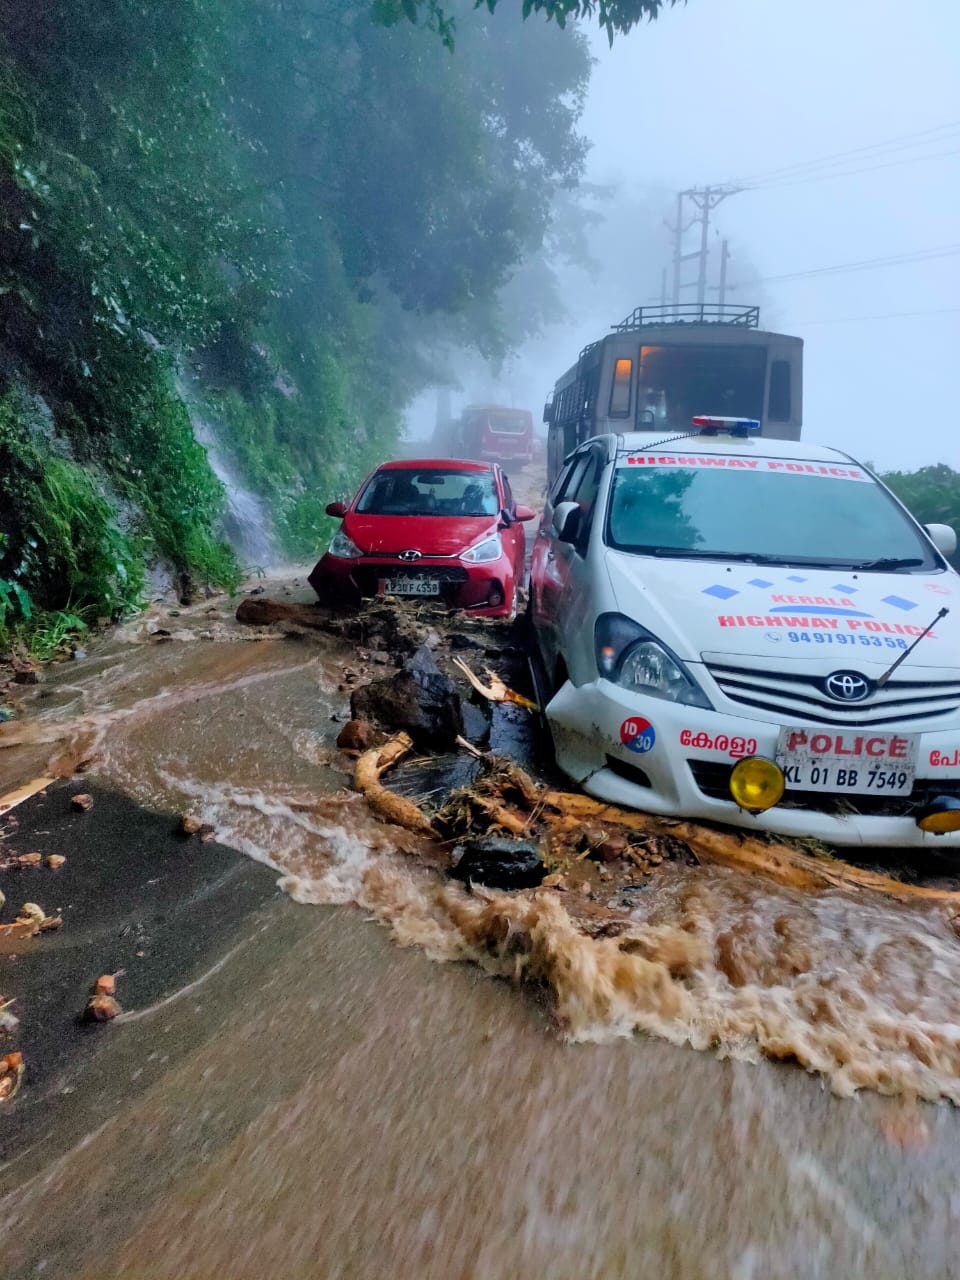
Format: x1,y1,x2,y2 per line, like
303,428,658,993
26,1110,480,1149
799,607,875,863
4,576,960,1106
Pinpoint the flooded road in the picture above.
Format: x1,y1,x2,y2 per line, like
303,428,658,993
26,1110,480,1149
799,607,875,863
3,565,960,1276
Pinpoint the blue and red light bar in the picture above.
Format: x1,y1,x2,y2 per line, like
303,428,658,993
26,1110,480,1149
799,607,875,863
691,415,761,438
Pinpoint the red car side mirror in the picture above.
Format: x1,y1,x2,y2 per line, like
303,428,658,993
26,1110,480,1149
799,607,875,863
325,501,347,518
514,505,536,522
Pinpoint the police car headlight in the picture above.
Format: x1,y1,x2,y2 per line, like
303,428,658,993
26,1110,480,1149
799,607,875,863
595,613,712,709
461,534,503,564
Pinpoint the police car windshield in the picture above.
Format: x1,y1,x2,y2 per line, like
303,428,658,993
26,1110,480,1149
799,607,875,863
605,457,940,571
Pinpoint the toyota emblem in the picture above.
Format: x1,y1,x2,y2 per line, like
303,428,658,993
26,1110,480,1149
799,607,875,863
824,671,871,702
398,549,422,562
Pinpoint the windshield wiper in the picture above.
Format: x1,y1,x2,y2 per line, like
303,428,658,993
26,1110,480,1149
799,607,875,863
642,548,826,566
846,557,924,572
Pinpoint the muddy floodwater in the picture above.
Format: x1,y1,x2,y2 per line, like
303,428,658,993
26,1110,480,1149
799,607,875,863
4,574,960,1277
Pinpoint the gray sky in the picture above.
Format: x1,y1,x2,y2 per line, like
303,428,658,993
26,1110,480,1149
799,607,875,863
409,0,960,472
575,0,960,470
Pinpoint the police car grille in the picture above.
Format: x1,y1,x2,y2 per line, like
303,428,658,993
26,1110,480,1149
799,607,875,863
705,662,960,727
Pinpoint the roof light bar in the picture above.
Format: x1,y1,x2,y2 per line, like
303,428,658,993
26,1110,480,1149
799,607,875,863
691,416,762,438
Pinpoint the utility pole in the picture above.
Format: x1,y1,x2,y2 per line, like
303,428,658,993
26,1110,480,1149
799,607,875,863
718,239,730,307
660,267,668,307
670,192,685,309
668,185,741,309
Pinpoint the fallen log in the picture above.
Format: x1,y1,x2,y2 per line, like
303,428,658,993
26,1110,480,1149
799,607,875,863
540,790,960,906
354,733,437,835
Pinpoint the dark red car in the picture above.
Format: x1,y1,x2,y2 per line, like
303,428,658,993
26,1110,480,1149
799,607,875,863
308,458,536,619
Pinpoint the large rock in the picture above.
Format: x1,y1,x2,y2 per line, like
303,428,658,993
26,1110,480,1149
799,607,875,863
235,598,330,628
449,838,545,890
350,645,463,749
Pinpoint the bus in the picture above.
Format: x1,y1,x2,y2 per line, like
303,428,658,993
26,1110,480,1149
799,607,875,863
543,303,803,485
458,405,535,465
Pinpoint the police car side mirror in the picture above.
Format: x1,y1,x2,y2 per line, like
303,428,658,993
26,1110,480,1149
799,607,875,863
552,500,580,543
925,523,957,557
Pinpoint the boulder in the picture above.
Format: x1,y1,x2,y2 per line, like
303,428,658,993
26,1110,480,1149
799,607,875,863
336,719,379,751
350,645,463,749
235,598,330,628
449,837,545,890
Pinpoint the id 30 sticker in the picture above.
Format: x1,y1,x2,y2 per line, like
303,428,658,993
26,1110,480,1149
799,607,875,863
620,717,656,754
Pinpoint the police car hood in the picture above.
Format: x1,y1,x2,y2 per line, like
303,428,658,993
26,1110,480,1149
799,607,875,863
603,552,960,668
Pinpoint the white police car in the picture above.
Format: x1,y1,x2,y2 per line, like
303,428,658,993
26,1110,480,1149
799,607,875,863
528,417,960,848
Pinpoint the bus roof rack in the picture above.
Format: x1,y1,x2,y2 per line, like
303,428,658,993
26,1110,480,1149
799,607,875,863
612,303,760,332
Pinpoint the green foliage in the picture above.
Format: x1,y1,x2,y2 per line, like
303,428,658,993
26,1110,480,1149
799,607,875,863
372,0,683,45
11,609,89,664
0,0,591,626
0,391,144,615
881,464,960,567
881,464,960,530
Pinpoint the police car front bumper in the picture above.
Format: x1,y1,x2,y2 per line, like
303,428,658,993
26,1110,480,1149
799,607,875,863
545,677,960,849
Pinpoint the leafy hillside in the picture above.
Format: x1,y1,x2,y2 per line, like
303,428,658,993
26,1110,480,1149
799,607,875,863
0,0,589,649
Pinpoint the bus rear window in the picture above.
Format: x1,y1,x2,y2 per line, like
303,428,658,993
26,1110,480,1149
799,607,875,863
609,358,632,418
637,344,766,431
768,360,791,422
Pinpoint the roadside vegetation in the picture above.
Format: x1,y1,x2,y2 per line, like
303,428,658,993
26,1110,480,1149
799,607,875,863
0,0,591,658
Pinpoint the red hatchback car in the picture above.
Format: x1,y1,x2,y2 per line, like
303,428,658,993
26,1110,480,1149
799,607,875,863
308,458,536,618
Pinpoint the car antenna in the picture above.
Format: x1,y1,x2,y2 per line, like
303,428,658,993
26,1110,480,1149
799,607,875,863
638,429,701,451
876,606,949,686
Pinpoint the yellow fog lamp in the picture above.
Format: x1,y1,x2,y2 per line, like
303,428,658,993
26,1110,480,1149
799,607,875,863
916,797,960,834
729,756,785,812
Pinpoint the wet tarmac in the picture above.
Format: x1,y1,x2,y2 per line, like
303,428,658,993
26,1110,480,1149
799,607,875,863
3,552,960,1276
4,877,960,1280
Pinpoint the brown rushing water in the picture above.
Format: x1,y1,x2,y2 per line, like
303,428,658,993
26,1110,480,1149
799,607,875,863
3,575,960,1276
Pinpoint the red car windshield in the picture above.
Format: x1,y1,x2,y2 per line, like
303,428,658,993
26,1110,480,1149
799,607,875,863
356,469,500,517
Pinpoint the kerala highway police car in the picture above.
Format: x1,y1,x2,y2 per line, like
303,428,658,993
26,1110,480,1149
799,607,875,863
528,417,960,848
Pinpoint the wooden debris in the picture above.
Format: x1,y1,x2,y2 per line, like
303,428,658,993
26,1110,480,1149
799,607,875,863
0,776,58,816
85,974,121,1021
17,903,46,926
354,733,436,835
0,1052,24,1101
470,795,530,836
86,993,121,1022
450,657,539,711
354,737,960,907
45,854,66,869
540,790,960,906
0,921,37,952
71,793,94,812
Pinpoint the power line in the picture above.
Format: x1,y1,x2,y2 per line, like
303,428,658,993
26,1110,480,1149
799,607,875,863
725,118,960,188
726,242,960,289
748,145,960,191
790,305,960,326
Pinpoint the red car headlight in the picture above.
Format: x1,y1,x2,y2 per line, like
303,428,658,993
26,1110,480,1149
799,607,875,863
329,529,363,559
461,534,502,564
